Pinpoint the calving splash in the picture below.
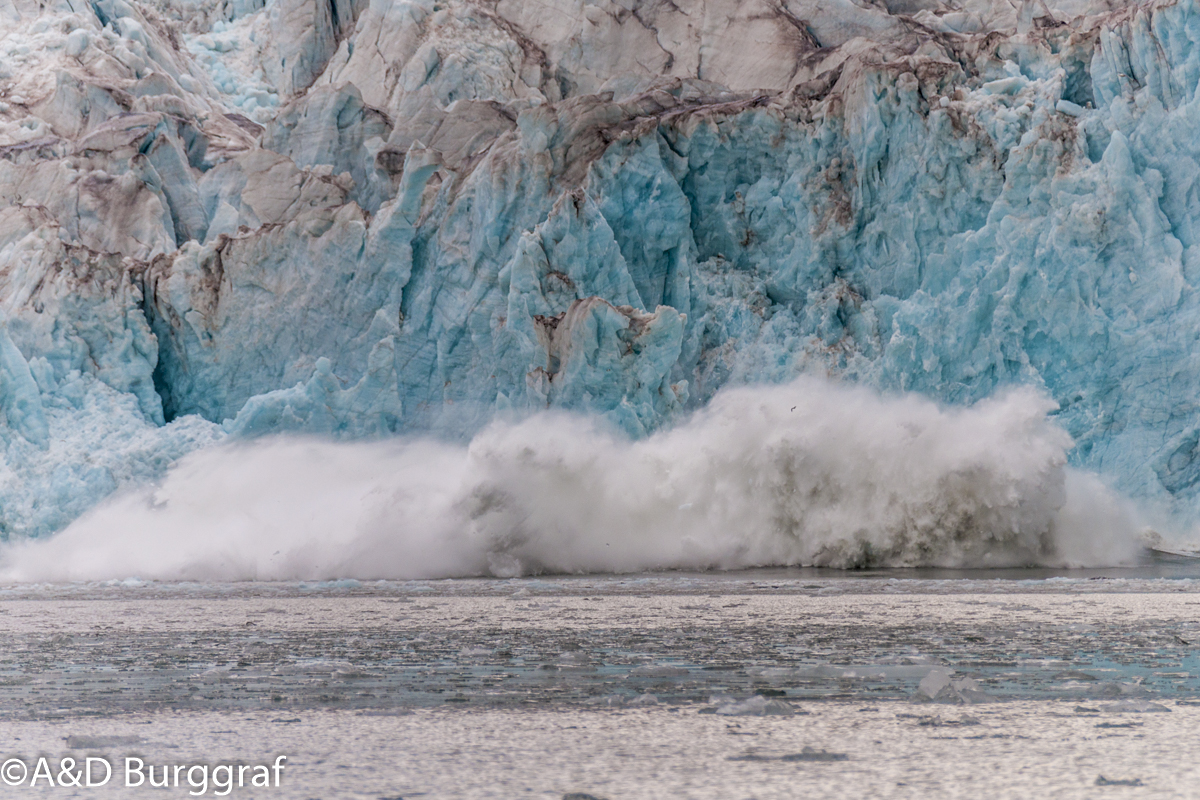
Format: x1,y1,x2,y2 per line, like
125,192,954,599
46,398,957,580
0,380,1144,582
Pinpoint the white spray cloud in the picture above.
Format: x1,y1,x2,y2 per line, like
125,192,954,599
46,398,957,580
0,378,1146,582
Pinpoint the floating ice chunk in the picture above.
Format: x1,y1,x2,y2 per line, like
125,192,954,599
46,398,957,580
276,660,358,676
950,678,993,704
1097,681,1154,698
714,696,796,716
1098,700,1171,713
195,664,234,680
914,715,981,727
556,652,591,665
915,669,953,700
628,665,689,678
459,646,492,657
729,747,848,762
782,748,848,762
914,670,991,704
332,666,378,679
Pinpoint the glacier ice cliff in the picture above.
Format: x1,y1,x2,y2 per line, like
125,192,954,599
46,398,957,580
2,0,1200,562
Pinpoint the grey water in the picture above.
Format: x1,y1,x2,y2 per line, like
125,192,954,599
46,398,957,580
4,565,1200,798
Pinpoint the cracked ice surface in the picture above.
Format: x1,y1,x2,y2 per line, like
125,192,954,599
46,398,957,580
3,0,1200,557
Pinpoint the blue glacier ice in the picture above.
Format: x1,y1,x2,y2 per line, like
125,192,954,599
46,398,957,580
3,0,1200,566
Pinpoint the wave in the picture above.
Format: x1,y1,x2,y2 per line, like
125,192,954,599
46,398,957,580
0,378,1147,582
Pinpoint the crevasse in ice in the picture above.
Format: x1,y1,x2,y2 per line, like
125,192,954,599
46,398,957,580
1,0,1199,540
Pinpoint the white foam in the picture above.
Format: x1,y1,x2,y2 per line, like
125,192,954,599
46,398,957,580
0,378,1147,582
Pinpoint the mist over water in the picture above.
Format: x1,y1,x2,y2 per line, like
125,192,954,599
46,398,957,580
0,379,1147,582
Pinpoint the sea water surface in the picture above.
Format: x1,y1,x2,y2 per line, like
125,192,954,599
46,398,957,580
2,565,1200,798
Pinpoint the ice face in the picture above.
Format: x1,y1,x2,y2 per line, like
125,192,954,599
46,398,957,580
2,0,1200,547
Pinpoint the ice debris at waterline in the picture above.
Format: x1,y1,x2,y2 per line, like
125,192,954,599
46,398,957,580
0,380,1143,582
3,0,1200,543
